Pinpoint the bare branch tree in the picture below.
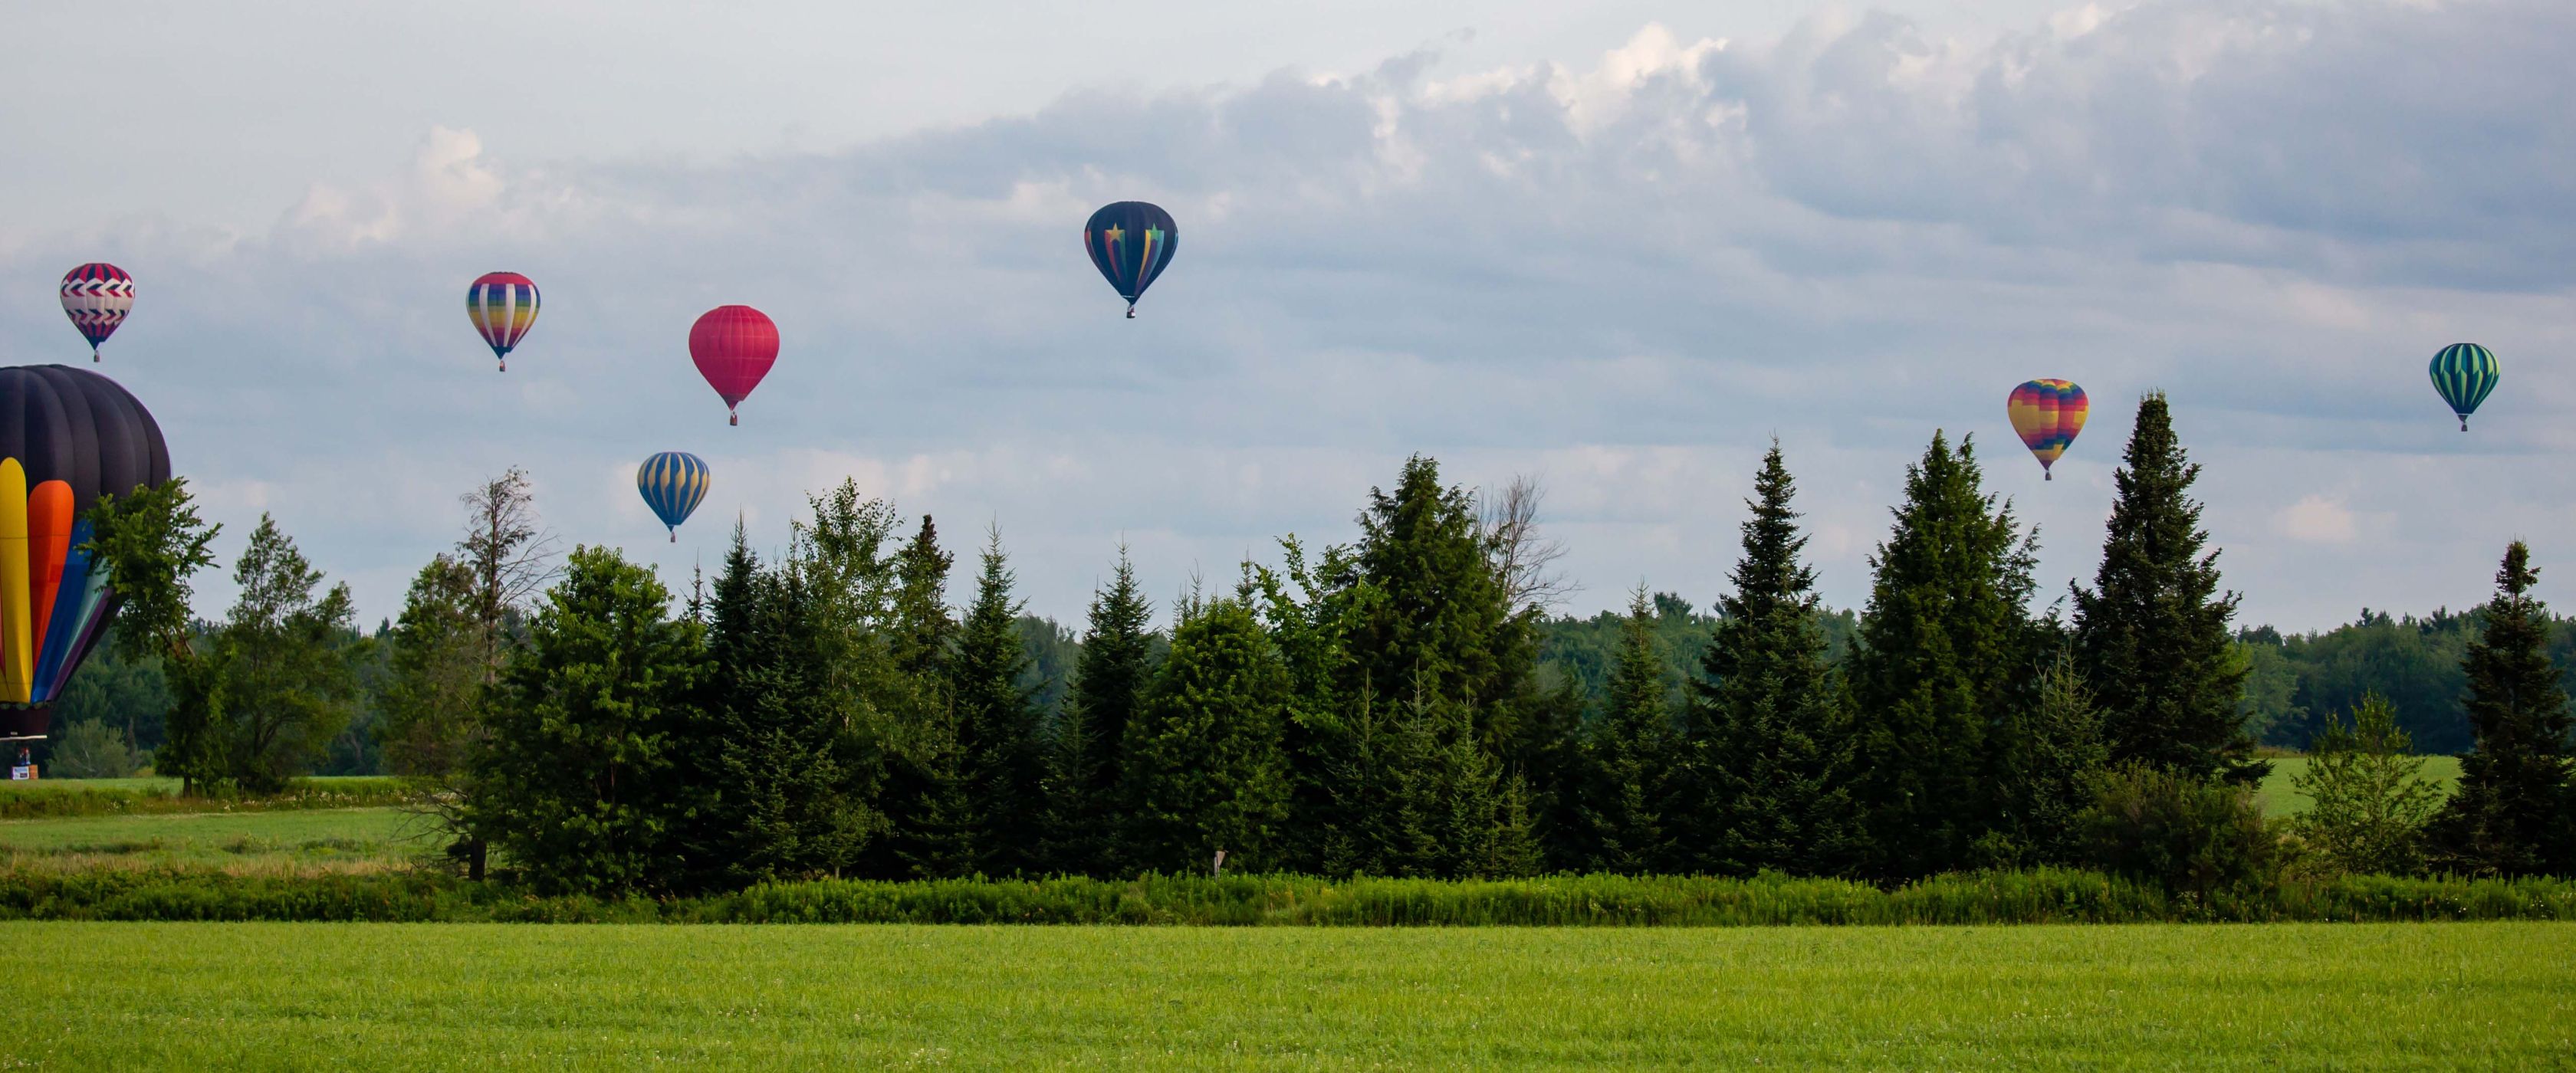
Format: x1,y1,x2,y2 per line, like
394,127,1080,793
456,466,561,680
1480,473,1576,612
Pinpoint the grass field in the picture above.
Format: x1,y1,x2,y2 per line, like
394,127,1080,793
1,921,2568,1068
2257,756,2463,817
0,807,420,874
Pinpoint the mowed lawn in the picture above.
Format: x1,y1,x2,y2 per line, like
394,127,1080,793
3,922,2570,1068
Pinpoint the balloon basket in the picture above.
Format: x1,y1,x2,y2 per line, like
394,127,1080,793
729,412,738,427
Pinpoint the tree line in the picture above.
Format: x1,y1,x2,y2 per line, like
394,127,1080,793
59,394,2576,892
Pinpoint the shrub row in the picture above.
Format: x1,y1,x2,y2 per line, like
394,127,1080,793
2,868,2571,925
0,778,407,820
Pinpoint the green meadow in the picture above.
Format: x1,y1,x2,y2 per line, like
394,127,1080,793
3,920,2569,1069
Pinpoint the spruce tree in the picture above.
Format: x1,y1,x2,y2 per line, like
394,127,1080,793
1575,587,1681,873
1119,599,1292,874
2429,542,2575,877
1998,648,2109,865
1687,443,1861,877
1848,432,2039,879
872,514,972,879
695,527,878,888
2072,392,2260,783
948,526,1047,875
1349,455,1527,751
1048,546,1155,874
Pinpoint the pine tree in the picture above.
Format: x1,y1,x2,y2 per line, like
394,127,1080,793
1996,648,2110,865
1047,546,1155,874
1687,443,1861,877
871,514,972,879
1574,588,1681,872
1848,432,2040,879
948,526,1047,875
1349,455,1528,753
2072,393,2260,783
1119,599,1291,874
2297,693,2443,876
2429,542,2575,877
695,526,879,888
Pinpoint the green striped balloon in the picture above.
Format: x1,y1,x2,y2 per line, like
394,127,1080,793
2428,343,2499,431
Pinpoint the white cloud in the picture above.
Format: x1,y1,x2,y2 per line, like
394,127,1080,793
2274,494,2358,543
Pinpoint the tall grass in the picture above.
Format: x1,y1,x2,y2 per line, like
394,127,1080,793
2,867,2568,925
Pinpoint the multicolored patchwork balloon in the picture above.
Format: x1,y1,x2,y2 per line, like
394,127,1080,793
466,272,540,372
1083,202,1178,318
689,306,778,426
636,451,710,542
2428,343,2498,431
2007,379,2088,481
59,264,134,363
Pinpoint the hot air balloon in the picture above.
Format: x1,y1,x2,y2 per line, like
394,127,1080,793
1083,202,1178,318
2007,379,2088,481
690,306,778,426
60,264,135,363
637,452,711,543
467,272,541,372
0,365,171,740
2429,343,2498,431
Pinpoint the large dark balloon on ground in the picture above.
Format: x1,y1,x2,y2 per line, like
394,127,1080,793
1083,202,1178,317
0,366,170,515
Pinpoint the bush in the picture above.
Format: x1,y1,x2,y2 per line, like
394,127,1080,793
2078,763,2279,913
44,719,146,779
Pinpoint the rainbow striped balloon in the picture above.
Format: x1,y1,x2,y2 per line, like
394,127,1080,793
2007,379,2088,481
466,272,540,372
2428,343,2498,431
637,451,711,542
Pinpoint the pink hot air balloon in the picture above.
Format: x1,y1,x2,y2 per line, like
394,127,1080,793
689,306,777,426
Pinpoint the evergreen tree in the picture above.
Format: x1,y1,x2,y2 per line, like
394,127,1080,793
1848,432,2040,879
462,546,702,896
1687,443,1861,877
1120,598,1292,874
871,514,973,878
1996,647,2110,865
948,526,1047,875
2297,693,2443,876
2072,393,2260,783
2429,542,2576,877
1573,588,1681,872
695,527,879,888
1349,455,1530,754
1048,546,1155,874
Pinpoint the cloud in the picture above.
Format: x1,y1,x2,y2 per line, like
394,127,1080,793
2273,494,2358,544
2,0,2571,632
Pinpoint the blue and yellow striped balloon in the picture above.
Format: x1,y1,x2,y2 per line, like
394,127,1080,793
637,451,711,542
2429,343,2499,431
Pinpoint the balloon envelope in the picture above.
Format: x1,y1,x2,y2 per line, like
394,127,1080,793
2007,379,2088,480
467,272,540,372
2429,343,2498,431
60,264,134,362
0,365,169,733
689,306,778,425
1083,202,1178,315
637,452,711,541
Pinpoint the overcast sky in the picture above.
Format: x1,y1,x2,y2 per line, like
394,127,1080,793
4,0,2571,634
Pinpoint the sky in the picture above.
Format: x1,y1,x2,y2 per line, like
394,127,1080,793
3,0,2571,635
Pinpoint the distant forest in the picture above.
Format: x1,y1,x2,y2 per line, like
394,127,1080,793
44,596,2576,774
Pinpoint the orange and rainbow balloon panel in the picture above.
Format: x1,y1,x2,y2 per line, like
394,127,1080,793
0,459,113,706
2007,379,2088,481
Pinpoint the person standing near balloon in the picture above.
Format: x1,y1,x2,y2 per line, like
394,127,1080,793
691,306,778,425
59,264,135,363
466,272,541,372
2007,379,2088,481
1083,202,1178,318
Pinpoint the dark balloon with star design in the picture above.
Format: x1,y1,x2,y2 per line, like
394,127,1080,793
1082,202,1178,317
